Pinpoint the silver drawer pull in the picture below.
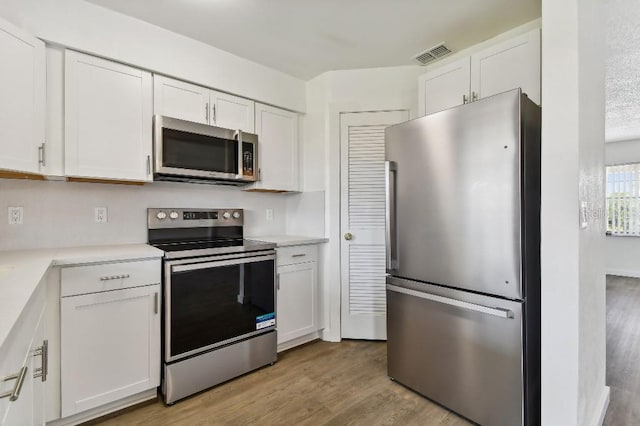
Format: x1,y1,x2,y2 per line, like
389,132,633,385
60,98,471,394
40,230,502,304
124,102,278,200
99,274,130,281
291,254,306,258
0,366,28,401
32,340,48,382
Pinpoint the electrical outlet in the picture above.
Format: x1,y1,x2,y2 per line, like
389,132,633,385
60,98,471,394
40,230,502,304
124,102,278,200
266,208,274,221
95,207,108,223
8,207,23,225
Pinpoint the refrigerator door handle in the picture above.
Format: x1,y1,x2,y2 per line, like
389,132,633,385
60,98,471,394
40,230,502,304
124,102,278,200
386,284,515,319
385,160,398,272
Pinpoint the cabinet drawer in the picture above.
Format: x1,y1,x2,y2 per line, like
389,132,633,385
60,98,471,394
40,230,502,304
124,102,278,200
277,245,317,266
61,259,161,297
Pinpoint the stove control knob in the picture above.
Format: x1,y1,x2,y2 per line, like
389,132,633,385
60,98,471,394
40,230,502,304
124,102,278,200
232,211,241,219
156,211,167,220
169,211,179,220
223,211,231,219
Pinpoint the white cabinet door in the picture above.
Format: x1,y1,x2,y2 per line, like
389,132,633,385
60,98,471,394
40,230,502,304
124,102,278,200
251,103,299,191
30,317,46,426
0,17,45,174
60,284,160,417
418,56,470,116
277,262,317,345
210,91,255,133
153,75,209,124
65,51,153,181
1,288,46,426
470,29,541,105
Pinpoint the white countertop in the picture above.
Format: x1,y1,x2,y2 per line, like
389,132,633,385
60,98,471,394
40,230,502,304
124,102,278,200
0,244,163,349
247,235,328,247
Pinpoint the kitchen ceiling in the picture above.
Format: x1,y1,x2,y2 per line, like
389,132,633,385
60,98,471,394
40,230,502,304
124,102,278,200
85,0,541,80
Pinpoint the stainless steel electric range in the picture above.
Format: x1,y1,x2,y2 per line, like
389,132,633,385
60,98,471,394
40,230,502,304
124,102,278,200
147,208,277,404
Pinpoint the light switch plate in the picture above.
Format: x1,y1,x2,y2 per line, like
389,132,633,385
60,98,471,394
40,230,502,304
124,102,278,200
266,208,274,221
580,201,588,229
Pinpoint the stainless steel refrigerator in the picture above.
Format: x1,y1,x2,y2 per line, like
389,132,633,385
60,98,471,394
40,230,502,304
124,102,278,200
384,88,540,426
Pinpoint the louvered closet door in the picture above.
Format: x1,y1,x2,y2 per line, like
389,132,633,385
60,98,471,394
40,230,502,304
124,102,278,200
340,110,409,339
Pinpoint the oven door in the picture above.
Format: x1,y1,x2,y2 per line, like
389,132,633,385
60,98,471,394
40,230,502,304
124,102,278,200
154,115,257,182
164,251,275,363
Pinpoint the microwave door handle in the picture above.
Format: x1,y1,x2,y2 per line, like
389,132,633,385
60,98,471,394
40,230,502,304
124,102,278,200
235,129,244,177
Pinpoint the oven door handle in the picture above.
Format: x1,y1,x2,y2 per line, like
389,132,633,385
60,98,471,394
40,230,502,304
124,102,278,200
171,254,274,273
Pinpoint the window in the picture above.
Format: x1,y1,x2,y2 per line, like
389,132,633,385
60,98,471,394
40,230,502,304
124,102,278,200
606,163,640,236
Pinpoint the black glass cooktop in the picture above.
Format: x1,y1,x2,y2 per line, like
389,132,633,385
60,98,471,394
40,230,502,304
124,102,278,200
151,238,276,259
154,239,244,252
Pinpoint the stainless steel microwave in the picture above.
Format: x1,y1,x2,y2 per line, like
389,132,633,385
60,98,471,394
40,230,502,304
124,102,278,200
153,115,258,185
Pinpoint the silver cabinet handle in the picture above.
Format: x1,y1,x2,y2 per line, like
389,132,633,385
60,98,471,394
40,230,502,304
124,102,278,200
387,284,514,319
212,104,216,123
472,91,478,102
99,274,130,281
33,340,48,382
146,155,151,175
38,143,46,166
291,253,306,258
385,161,398,272
344,233,353,241
154,292,159,314
276,273,280,290
463,94,469,104
0,366,28,401
205,102,209,122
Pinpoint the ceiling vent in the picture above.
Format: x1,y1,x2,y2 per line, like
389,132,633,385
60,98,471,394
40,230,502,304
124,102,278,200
413,43,452,65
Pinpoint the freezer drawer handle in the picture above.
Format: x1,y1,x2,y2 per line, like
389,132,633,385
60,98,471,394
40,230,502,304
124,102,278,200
386,284,514,319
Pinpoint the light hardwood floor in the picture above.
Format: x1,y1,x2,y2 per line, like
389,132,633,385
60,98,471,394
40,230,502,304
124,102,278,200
603,275,640,425
89,340,470,425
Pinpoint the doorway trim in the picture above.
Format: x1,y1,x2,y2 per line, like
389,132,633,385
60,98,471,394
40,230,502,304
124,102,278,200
322,96,417,342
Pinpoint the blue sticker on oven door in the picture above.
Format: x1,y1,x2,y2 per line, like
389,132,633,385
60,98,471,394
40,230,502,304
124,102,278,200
256,312,275,330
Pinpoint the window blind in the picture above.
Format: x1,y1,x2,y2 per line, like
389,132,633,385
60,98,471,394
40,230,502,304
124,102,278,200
606,163,640,236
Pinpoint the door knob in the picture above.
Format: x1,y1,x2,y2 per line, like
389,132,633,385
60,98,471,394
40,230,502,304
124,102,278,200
344,232,353,241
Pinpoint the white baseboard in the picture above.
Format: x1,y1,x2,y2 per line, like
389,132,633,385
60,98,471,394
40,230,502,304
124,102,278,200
47,388,157,426
321,327,341,342
591,386,610,426
277,331,320,352
606,269,640,278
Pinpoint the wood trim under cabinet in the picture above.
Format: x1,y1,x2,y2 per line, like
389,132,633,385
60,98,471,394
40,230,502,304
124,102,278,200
67,177,146,186
0,170,46,180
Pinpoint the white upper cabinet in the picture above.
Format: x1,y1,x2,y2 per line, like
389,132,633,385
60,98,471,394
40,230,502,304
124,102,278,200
418,57,471,117
419,28,540,116
470,29,541,105
250,103,299,192
0,17,45,174
153,76,209,124
153,75,255,132
65,51,153,182
210,91,255,133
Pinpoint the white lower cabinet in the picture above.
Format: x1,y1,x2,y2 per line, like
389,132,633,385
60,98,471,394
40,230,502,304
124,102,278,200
276,245,318,349
0,281,47,426
60,260,161,418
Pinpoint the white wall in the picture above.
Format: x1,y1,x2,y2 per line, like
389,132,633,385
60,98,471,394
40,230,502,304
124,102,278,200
541,0,609,424
605,139,640,277
0,179,288,251
0,0,306,112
